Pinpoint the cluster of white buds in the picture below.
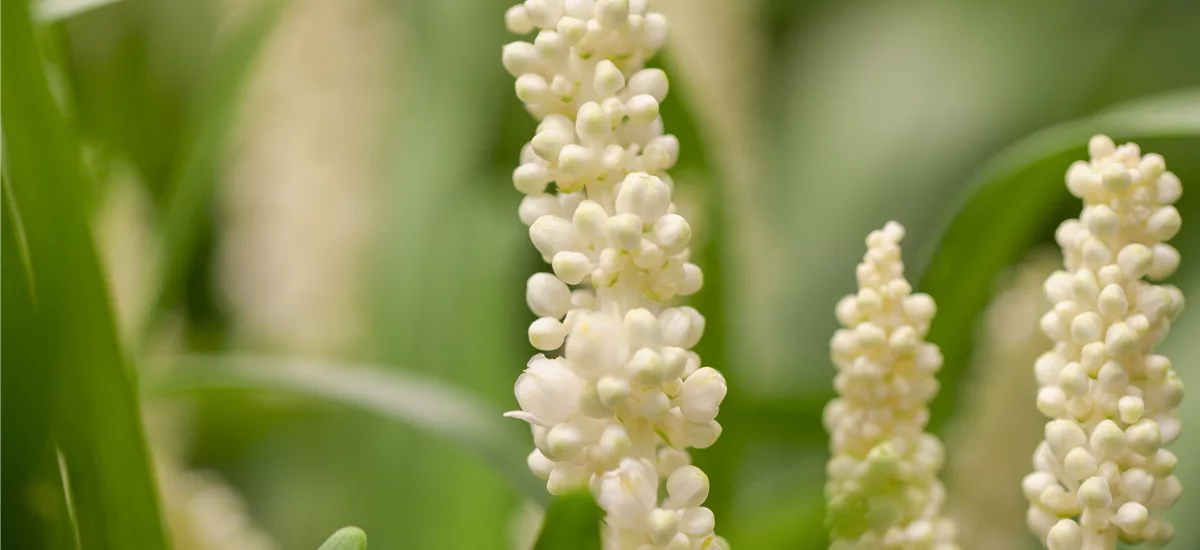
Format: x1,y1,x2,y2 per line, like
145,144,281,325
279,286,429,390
1025,135,1185,550
824,222,959,550
501,2,728,548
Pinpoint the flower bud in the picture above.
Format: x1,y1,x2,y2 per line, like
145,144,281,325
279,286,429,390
595,0,629,27
660,307,705,348
667,465,709,508
627,348,665,386
1046,419,1087,457
558,144,595,177
1148,243,1180,280
502,42,539,76
557,16,588,45
616,172,671,222
1113,502,1149,535
680,263,703,296
653,213,691,255
648,508,679,546
530,317,567,350
1090,419,1125,458
526,272,571,318
680,507,715,537
606,214,643,251
679,367,726,423
1147,206,1182,241
1070,312,1102,344
628,68,669,102
1077,476,1111,509
519,195,560,226
1118,243,1153,279
505,5,535,34
599,423,632,458
593,60,625,97
576,102,610,143
527,449,554,479
1046,519,1082,550
626,94,660,124
596,375,631,408
552,251,593,285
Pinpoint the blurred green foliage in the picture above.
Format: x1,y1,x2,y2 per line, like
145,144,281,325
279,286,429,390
2,0,1200,549
533,492,603,550
3,0,167,548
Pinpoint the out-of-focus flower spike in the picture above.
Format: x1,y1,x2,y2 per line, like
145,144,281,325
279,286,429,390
825,222,959,550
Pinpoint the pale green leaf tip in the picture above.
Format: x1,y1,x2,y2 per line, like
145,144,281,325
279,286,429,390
35,0,125,23
318,526,367,550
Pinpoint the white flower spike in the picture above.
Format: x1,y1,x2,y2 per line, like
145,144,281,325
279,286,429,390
1025,135,1185,550
501,2,728,548
825,222,959,550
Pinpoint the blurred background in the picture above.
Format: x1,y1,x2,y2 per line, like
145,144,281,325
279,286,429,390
3,0,1200,548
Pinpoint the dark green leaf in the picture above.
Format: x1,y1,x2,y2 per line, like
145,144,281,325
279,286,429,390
1,0,168,547
532,491,604,550
145,355,546,503
2,180,77,550
318,527,368,550
918,88,1200,432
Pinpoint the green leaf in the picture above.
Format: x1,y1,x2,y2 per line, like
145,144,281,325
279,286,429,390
139,0,285,347
532,491,604,550
2,0,168,547
918,88,1200,432
35,0,123,22
2,181,77,550
145,355,546,503
318,527,368,550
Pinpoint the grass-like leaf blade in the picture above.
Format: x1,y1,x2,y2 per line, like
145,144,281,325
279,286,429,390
145,355,546,503
2,0,169,547
1,181,78,550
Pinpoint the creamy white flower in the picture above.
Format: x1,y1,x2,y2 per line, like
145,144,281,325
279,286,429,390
1025,135,1185,550
502,2,727,548
825,222,959,550
596,459,724,550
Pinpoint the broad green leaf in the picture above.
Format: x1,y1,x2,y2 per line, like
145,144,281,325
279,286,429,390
139,0,284,347
145,355,546,503
918,88,1200,432
35,0,122,22
532,491,604,550
318,527,368,550
2,0,168,547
